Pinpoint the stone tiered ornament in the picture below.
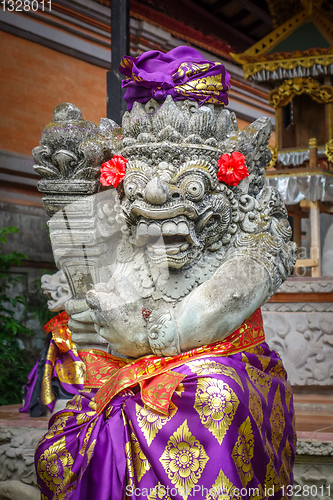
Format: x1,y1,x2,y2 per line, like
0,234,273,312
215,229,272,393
33,47,297,500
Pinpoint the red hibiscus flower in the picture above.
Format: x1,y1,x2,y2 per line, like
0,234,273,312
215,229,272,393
100,155,127,187
217,152,249,186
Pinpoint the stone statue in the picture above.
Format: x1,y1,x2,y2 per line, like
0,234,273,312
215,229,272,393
33,47,297,500
83,95,297,359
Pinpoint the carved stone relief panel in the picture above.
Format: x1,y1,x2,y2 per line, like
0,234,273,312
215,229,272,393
293,463,333,500
278,280,333,293
263,311,333,386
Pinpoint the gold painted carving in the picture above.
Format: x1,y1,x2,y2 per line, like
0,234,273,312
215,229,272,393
269,77,333,108
242,52,333,80
240,46,333,64
266,145,278,169
325,139,333,162
231,10,307,60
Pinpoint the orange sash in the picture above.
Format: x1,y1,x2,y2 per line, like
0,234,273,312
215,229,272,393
79,308,265,416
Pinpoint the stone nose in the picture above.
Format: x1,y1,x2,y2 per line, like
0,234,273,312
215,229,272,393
144,177,169,205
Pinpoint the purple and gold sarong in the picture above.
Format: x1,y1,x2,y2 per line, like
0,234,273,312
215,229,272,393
35,309,295,499
21,312,85,414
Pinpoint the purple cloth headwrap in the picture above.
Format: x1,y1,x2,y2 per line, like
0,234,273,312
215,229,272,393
119,46,230,111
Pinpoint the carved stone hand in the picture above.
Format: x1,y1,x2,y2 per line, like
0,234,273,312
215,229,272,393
86,275,150,357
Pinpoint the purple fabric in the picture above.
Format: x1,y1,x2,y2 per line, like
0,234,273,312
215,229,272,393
43,338,85,413
19,360,38,413
20,339,84,414
35,343,295,499
119,46,230,110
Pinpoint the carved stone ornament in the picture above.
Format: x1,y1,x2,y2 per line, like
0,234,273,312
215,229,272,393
33,103,122,216
269,77,333,108
41,269,71,312
36,97,297,357
263,311,333,385
0,426,45,500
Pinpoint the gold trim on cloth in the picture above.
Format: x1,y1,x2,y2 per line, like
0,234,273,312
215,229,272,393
40,312,85,407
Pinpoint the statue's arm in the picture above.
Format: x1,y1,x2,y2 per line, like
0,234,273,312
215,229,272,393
173,255,270,352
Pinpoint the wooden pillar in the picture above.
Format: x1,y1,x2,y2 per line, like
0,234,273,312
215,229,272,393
309,137,317,169
293,215,302,257
309,200,321,277
106,0,130,124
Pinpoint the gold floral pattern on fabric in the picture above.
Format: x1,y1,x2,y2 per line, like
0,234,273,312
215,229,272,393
231,417,254,487
245,365,272,402
269,362,287,382
38,412,74,446
79,349,130,389
292,412,297,450
256,355,271,372
37,436,76,494
147,483,173,500
175,382,185,396
187,359,243,390
40,343,57,406
247,380,263,432
194,378,239,445
76,410,96,426
159,420,209,500
79,420,96,457
270,386,285,453
174,75,226,105
65,394,83,412
174,62,211,79
279,439,292,487
264,436,280,494
86,439,96,466
205,469,242,500
285,384,293,412
125,441,135,492
130,431,151,482
55,356,85,386
136,402,178,447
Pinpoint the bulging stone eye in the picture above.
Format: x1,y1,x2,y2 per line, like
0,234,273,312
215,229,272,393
182,178,205,201
124,175,146,200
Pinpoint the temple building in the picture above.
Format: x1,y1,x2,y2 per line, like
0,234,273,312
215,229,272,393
233,0,333,490
233,0,333,278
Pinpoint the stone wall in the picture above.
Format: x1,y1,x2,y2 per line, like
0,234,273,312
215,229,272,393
262,279,333,387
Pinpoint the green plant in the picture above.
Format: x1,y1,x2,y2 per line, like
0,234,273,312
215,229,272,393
0,227,35,405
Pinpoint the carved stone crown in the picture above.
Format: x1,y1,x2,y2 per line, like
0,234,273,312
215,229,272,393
121,95,272,198
122,95,238,150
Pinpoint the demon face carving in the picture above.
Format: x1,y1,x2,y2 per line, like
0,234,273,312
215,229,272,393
121,151,232,269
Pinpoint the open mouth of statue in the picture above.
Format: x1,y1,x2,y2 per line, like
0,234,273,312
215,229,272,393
147,235,190,256
134,217,201,268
